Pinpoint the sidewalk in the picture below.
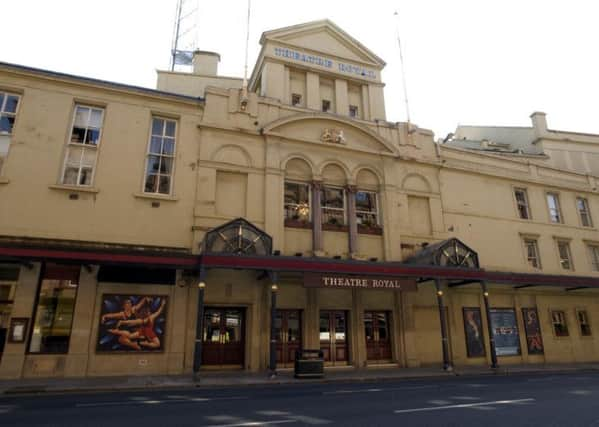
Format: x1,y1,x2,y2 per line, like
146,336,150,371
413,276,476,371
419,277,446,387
2,363,599,396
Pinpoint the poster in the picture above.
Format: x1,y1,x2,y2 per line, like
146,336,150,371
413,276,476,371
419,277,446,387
490,308,521,356
522,307,544,355
463,307,486,357
96,295,167,352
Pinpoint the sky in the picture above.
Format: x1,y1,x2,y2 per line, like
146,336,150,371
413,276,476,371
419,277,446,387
3,0,599,139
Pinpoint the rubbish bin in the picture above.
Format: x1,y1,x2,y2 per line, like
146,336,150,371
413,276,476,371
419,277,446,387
294,349,324,378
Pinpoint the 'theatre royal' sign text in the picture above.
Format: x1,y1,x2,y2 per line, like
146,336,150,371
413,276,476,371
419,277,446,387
303,273,417,291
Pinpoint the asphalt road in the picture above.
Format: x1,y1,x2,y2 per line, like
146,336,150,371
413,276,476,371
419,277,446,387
2,372,599,426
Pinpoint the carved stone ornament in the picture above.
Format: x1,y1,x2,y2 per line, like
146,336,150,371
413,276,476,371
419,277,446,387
320,128,346,144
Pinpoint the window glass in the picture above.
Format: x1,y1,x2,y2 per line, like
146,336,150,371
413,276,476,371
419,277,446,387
547,193,562,223
62,105,104,186
557,241,573,270
589,245,599,271
0,92,21,175
577,198,593,227
284,181,310,221
551,310,569,337
356,191,379,226
29,264,80,354
578,310,592,336
144,117,177,195
524,239,541,269
322,100,331,112
321,186,345,225
514,189,530,219
349,105,358,118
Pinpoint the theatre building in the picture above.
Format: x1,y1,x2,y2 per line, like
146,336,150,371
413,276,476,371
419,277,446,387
2,20,599,379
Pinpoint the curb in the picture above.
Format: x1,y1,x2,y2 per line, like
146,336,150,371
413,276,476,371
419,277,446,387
2,367,598,397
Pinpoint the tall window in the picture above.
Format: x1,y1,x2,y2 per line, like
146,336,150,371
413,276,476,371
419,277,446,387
0,92,21,175
349,105,359,118
514,188,531,219
29,264,80,354
577,310,592,336
588,245,599,271
144,117,176,194
321,186,345,226
524,238,541,269
284,181,310,222
546,193,562,223
557,241,573,270
291,93,302,107
576,197,593,227
62,105,104,186
322,100,331,113
355,191,379,227
551,310,569,337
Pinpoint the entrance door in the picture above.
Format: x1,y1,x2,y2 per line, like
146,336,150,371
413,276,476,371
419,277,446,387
319,310,349,365
364,311,392,362
275,310,302,367
202,308,245,368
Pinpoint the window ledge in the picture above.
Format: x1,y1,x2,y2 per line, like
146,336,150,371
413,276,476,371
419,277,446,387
48,184,100,193
0,177,9,185
133,192,178,202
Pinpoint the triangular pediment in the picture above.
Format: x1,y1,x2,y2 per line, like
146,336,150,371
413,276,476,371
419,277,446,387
261,20,385,67
263,114,397,155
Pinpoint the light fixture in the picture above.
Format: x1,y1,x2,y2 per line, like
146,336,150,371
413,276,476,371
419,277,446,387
271,284,278,291
483,291,489,297
198,281,206,289
437,290,443,296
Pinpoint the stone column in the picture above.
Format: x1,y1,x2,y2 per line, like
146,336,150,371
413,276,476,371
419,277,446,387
311,180,323,255
346,185,358,257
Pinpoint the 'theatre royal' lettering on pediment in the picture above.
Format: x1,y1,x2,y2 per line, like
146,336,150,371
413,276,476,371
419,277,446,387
272,47,378,80
304,273,417,291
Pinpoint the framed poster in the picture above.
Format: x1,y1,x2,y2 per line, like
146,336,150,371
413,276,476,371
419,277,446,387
489,308,521,356
522,307,544,355
463,307,486,357
96,295,168,352
8,317,29,343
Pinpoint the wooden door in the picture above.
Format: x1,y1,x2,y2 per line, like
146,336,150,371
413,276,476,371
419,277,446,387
202,308,245,367
275,310,302,367
319,310,349,365
364,311,392,362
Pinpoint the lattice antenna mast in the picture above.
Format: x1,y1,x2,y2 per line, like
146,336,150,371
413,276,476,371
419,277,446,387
394,10,412,127
170,0,184,71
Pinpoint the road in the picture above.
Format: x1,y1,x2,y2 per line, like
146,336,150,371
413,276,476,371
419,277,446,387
2,372,599,426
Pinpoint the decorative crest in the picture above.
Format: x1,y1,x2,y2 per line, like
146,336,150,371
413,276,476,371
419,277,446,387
320,128,346,144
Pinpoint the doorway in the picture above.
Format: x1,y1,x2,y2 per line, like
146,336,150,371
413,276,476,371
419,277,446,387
319,310,349,365
364,311,392,363
275,309,302,368
202,308,245,368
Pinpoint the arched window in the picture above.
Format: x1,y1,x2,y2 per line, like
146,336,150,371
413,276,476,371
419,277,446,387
202,218,272,256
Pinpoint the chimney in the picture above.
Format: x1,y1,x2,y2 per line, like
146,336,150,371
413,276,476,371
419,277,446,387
530,111,548,138
192,50,220,76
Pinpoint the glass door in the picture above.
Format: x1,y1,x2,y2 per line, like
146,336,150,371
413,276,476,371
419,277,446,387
319,310,349,365
275,310,302,367
364,311,392,363
202,308,245,368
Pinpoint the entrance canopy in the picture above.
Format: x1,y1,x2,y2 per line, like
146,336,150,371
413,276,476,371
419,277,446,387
201,218,272,256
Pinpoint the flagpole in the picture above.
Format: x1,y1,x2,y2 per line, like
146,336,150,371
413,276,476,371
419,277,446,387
394,10,411,127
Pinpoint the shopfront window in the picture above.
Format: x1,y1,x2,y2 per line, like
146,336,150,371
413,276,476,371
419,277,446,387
0,266,19,357
29,264,80,354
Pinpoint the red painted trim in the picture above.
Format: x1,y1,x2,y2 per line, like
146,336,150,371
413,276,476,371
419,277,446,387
0,247,197,267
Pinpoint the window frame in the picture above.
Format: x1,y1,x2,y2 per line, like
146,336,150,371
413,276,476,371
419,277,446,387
0,91,22,176
321,185,346,226
60,104,105,187
546,192,563,224
142,116,178,196
576,309,592,337
349,105,359,118
283,180,311,225
523,238,542,269
550,310,569,337
556,240,574,271
322,99,331,113
513,187,531,220
291,93,302,107
576,197,593,228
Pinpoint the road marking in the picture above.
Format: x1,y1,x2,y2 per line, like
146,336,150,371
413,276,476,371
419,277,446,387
394,398,535,414
204,420,296,427
75,396,245,408
323,385,434,395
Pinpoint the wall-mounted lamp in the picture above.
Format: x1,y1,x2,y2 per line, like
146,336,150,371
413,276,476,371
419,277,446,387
198,281,206,289
437,290,443,297
483,291,489,297
271,284,278,292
